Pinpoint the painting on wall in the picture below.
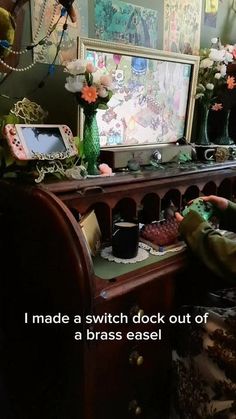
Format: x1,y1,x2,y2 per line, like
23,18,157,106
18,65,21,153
78,39,199,148
94,0,158,49
163,0,202,55
204,0,219,28
31,0,88,65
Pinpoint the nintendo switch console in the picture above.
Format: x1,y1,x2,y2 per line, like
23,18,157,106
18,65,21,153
4,124,77,160
182,198,214,221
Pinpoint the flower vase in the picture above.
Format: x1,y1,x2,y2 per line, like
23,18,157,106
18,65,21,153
83,111,100,175
195,103,210,145
215,109,234,145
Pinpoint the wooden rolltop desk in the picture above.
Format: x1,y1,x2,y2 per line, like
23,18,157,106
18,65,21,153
1,162,236,419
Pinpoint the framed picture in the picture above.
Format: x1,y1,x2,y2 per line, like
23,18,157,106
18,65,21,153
78,37,199,148
94,0,159,49
163,0,202,54
31,0,89,65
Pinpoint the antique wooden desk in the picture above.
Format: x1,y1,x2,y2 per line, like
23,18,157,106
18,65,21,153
1,161,236,419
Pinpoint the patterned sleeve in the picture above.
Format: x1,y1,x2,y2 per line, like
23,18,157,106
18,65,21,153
180,210,236,281
220,201,236,233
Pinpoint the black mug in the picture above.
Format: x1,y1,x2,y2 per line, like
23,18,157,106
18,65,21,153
194,145,232,162
194,145,217,161
112,221,139,259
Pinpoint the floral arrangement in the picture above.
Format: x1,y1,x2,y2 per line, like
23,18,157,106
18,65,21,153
196,38,236,111
64,59,113,114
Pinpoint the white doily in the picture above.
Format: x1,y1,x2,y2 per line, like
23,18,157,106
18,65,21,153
100,246,149,264
139,241,186,255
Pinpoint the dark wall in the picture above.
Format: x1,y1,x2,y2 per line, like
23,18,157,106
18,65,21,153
0,3,84,135
0,63,78,133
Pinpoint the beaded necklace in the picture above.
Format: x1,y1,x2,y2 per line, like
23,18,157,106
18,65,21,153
0,0,62,72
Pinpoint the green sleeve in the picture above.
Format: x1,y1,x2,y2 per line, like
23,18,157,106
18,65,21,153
220,201,236,232
180,210,236,281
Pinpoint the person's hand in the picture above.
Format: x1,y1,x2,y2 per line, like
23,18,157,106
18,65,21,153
59,0,76,22
68,5,76,22
200,195,228,211
175,212,184,223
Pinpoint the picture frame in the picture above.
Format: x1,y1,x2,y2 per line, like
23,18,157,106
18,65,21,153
78,37,199,149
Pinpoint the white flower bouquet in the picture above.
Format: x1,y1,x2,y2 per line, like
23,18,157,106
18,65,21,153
196,38,236,110
64,59,113,114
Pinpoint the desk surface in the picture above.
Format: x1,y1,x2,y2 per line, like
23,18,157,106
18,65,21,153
93,246,185,280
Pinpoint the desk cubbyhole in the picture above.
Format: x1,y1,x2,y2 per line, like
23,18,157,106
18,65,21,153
160,189,181,219
86,202,111,241
232,179,236,202
201,181,217,196
182,185,200,209
112,198,137,224
140,193,160,223
69,207,82,222
217,178,232,199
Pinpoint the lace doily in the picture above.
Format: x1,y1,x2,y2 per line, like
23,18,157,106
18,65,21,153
139,241,186,255
101,246,149,264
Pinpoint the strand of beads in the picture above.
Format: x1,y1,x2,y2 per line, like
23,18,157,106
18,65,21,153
5,0,49,55
0,1,61,72
0,57,35,71
0,0,58,55
31,0,50,47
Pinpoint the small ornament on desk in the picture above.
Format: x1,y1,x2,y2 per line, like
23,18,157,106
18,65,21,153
127,157,140,171
164,201,178,219
99,163,113,176
152,149,162,162
65,165,87,179
176,136,187,145
215,147,230,162
178,151,192,163
150,149,162,168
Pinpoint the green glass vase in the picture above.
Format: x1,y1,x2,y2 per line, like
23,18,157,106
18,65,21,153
215,109,234,145
83,111,100,175
195,103,210,145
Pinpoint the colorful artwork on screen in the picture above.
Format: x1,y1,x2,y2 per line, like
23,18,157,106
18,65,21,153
163,0,202,54
31,0,88,64
87,51,192,147
94,0,158,49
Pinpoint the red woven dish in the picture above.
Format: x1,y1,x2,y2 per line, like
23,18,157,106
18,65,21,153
140,217,179,247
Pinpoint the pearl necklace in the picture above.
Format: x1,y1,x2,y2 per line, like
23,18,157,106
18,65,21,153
0,0,58,72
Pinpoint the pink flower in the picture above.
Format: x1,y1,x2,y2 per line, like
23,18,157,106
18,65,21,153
113,54,122,66
100,75,112,89
211,102,223,111
227,75,236,89
86,62,96,73
97,87,108,98
99,163,112,176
